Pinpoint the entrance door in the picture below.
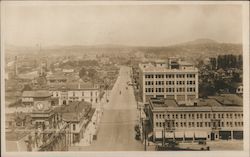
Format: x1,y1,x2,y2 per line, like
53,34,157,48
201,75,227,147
211,133,215,140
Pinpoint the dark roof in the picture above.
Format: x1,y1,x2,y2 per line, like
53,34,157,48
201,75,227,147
150,96,242,112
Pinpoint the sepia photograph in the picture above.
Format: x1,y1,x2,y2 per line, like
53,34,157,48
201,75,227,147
1,1,249,157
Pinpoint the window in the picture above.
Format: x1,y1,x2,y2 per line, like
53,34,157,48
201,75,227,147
235,114,237,119
180,114,183,119
197,114,199,119
91,92,93,97
205,114,207,119
82,92,84,96
167,114,170,119
200,122,203,127
184,114,186,119
176,114,178,119
197,122,199,127
205,122,207,127
156,122,159,127
73,124,76,131
156,114,158,119
192,122,195,127
213,114,216,119
222,114,224,118
200,114,203,119
159,122,162,127
73,91,75,97
222,122,224,127
176,122,178,127
159,114,162,119
96,98,98,103
188,122,191,127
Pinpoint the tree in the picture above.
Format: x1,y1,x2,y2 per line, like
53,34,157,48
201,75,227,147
79,67,87,78
22,84,32,92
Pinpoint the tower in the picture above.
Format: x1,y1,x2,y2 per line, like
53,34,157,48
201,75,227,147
14,56,18,77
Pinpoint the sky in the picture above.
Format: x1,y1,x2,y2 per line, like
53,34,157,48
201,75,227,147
3,3,243,47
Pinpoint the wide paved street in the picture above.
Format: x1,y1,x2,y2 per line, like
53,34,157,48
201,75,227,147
70,66,143,151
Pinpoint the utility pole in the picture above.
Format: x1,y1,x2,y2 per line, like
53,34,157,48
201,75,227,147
144,120,147,151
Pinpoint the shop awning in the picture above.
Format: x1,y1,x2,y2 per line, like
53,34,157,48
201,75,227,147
155,131,163,138
165,132,174,138
174,132,184,138
195,131,207,138
185,131,194,138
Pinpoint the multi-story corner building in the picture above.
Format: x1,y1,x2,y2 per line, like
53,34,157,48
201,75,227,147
138,57,198,104
54,101,95,145
147,95,243,142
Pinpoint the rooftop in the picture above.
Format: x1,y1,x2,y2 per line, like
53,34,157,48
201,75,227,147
139,59,198,73
22,90,52,98
150,95,242,112
49,81,99,91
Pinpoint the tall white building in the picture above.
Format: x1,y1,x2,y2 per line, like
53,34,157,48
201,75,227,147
138,57,199,104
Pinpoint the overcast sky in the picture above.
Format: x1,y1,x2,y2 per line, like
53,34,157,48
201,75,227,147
3,3,243,47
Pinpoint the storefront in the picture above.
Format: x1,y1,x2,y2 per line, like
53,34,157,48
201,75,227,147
184,131,194,141
194,131,207,141
219,131,231,140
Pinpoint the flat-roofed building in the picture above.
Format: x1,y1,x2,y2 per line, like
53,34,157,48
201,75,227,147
139,57,199,104
49,81,100,108
147,95,243,143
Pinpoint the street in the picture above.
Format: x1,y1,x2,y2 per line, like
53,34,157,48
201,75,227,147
70,66,143,151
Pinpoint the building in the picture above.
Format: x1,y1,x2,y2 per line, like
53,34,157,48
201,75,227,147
54,101,95,145
6,90,69,151
49,81,100,108
147,96,243,143
138,57,199,104
21,90,52,107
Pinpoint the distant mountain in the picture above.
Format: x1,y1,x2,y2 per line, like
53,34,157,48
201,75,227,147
141,39,242,59
178,38,218,45
5,38,242,59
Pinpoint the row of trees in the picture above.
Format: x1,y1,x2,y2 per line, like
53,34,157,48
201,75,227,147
210,54,242,70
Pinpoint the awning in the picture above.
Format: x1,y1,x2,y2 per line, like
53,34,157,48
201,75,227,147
174,132,184,138
195,131,207,138
185,131,194,138
155,131,162,138
165,132,174,138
